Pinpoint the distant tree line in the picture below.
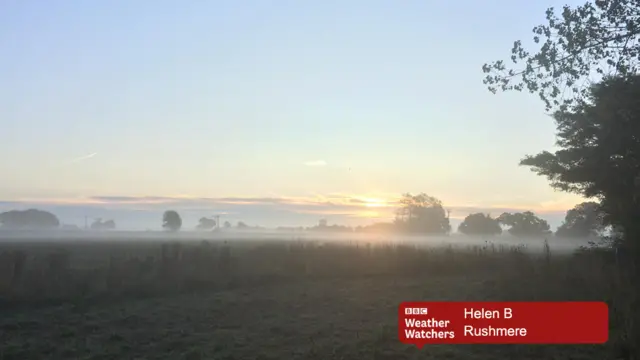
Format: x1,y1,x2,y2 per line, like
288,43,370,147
91,218,116,230
0,209,59,229
162,211,259,232
281,193,606,238
0,197,605,239
0,208,245,233
0,209,118,231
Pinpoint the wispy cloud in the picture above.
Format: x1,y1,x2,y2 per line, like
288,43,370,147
70,152,97,163
3,194,576,215
304,160,327,167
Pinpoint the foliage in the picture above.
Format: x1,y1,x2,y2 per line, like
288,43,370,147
90,218,116,230
483,0,640,111
394,193,451,234
497,211,552,237
162,210,182,232
354,222,396,233
308,219,352,232
223,221,231,228
0,209,60,229
520,75,640,242
0,239,617,304
0,239,627,360
458,213,502,236
555,201,605,238
237,221,248,229
196,217,216,231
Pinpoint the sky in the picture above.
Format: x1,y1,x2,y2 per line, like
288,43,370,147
0,0,589,230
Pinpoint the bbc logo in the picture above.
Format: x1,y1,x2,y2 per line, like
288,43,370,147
405,307,428,315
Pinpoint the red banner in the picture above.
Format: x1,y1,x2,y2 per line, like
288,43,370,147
398,301,608,347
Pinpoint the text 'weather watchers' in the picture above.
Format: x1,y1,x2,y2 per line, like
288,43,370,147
398,301,608,347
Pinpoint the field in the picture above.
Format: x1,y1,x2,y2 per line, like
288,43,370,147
0,234,634,360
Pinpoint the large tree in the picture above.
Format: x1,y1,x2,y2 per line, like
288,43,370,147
497,211,551,237
481,2,640,357
394,193,451,234
520,75,640,244
162,210,182,232
458,213,502,236
483,0,640,111
555,201,606,238
0,209,60,229
90,218,116,230
196,217,216,231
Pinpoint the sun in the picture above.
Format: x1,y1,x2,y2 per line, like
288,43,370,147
362,198,386,208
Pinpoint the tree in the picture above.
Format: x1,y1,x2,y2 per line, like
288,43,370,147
236,221,248,229
458,213,502,236
497,211,551,237
555,202,606,238
90,218,116,230
483,0,640,111
0,209,60,229
308,220,352,233
481,2,640,356
356,222,396,233
196,217,216,231
394,193,451,234
162,210,182,232
519,75,640,246
223,221,231,228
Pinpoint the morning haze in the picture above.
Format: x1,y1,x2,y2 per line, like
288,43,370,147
0,0,585,230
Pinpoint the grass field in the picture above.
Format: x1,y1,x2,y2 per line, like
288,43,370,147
0,236,633,360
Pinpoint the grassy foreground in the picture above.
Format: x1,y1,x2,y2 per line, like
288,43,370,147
0,238,633,360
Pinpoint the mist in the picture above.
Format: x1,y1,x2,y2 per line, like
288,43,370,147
0,228,593,255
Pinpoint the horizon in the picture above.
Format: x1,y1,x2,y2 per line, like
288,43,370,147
0,196,572,232
0,0,588,231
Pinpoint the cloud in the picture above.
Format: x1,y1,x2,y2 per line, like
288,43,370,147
2,194,574,217
86,196,293,206
304,160,327,167
70,152,97,163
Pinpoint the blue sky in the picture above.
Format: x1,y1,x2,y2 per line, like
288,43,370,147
0,0,588,229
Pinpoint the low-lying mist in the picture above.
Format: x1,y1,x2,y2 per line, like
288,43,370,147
0,229,594,254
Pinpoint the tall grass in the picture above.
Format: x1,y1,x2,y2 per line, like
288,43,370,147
0,238,635,358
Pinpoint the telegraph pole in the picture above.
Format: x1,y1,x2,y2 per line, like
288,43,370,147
213,214,221,231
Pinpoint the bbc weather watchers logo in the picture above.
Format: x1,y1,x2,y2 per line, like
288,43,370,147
405,307,429,315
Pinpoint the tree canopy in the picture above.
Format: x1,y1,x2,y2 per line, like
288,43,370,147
458,213,502,236
555,201,605,238
162,210,182,232
483,0,640,111
497,211,551,237
482,0,640,258
0,209,60,229
196,217,216,231
520,75,640,239
394,193,451,234
309,219,352,233
90,218,116,230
